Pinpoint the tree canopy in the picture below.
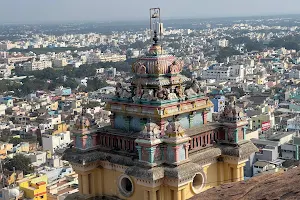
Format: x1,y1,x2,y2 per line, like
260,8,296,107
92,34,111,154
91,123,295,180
268,35,300,51
8,60,134,97
9,137,23,146
4,154,34,175
216,47,241,63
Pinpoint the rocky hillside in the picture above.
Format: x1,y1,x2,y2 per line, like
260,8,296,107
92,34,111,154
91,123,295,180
190,167,300,200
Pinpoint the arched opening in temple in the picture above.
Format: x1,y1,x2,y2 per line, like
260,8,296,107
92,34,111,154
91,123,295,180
192,173,204,193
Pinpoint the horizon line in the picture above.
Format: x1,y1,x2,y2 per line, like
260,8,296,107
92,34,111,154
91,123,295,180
1,12,300,26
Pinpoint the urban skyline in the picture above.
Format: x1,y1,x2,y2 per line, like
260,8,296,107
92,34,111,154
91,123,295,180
1,4,300,200
1,0,300,23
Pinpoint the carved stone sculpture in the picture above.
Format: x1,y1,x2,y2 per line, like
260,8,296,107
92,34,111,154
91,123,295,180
175,85,185,98
165,121,185,137
184,79,202,97
169,60,183,74
120,89,132,99
139,122,161,139
141,89,155,101
137,65,147,75
167,93,178,100
115,82,132,99
155,86,168,100
115,82,123,98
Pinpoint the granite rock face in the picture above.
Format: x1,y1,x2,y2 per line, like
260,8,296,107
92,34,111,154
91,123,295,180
189,166,300,200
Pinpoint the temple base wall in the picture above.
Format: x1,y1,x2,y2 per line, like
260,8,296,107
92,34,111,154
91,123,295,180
73,159,247,200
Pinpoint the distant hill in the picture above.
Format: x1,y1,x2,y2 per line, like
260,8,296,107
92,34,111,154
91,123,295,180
190,166,300,200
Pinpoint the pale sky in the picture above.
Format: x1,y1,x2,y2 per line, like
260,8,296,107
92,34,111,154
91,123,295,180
1,0,300,23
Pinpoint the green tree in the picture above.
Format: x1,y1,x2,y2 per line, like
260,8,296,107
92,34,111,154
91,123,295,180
86,77,108,92
245,41,264,52
9,138,23,146
168,43,181,50
126,50,134,59
130,41,147,50
63,78,78,89
78,85,87,92
83,101,101,109
4,154,34,174
216,47,241,63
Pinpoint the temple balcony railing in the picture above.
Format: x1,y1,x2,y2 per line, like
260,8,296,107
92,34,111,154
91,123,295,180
95,127,138,154
186,123,221,153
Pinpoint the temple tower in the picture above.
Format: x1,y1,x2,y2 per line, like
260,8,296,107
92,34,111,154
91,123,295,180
63,8,257,200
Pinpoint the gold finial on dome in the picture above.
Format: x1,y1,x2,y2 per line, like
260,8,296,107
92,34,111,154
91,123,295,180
148,29,163,55
149,44,163,55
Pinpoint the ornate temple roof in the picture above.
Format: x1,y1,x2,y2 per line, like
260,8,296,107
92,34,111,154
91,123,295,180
219,140,258,157
221,96,246,123
132,31,184,79
131,75,190,86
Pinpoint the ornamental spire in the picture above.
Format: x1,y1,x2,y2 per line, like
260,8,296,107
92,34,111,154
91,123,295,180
150,8,163,53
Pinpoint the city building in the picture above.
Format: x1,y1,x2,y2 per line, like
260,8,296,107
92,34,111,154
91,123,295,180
87,53,126,64
0,42,15,51
23,59,52,71
42,122,71,154
218,39,229,47
18,175,48,200
211,95,225,113
202,64,245,82
0,97,13,107
53,58,68,68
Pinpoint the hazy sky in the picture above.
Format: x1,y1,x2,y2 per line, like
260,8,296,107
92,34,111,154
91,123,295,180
1,0,300,23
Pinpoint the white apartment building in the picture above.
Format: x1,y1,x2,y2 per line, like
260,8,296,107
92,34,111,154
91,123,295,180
202,63,244,82
87,53,126,64
245,64,255,75
287,116,300,131
42,131,71,154
39,115,62,133
23,60,52,71
96,68,105,74
230,64,245,79
252,161,276,176
0,64,12,78
27,151,47,167
289,67,300,79
218,39,229,47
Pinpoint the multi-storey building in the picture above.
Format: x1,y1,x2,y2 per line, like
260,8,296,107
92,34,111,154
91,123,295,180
0,64,12,78
87,52,126,64
17,175,48,200
42,122,71,154
0,42,15,50
218,39,229,47
23,59,52,71
202,64,245,82
63,21,257,200
53,58,68,68
0,55,33,64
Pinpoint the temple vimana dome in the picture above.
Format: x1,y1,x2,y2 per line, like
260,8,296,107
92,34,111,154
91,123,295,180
63,8,257,200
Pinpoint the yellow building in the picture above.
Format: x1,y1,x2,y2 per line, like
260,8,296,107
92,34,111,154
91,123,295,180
52,122,68,135
18,175,48,200
0,142,13,159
